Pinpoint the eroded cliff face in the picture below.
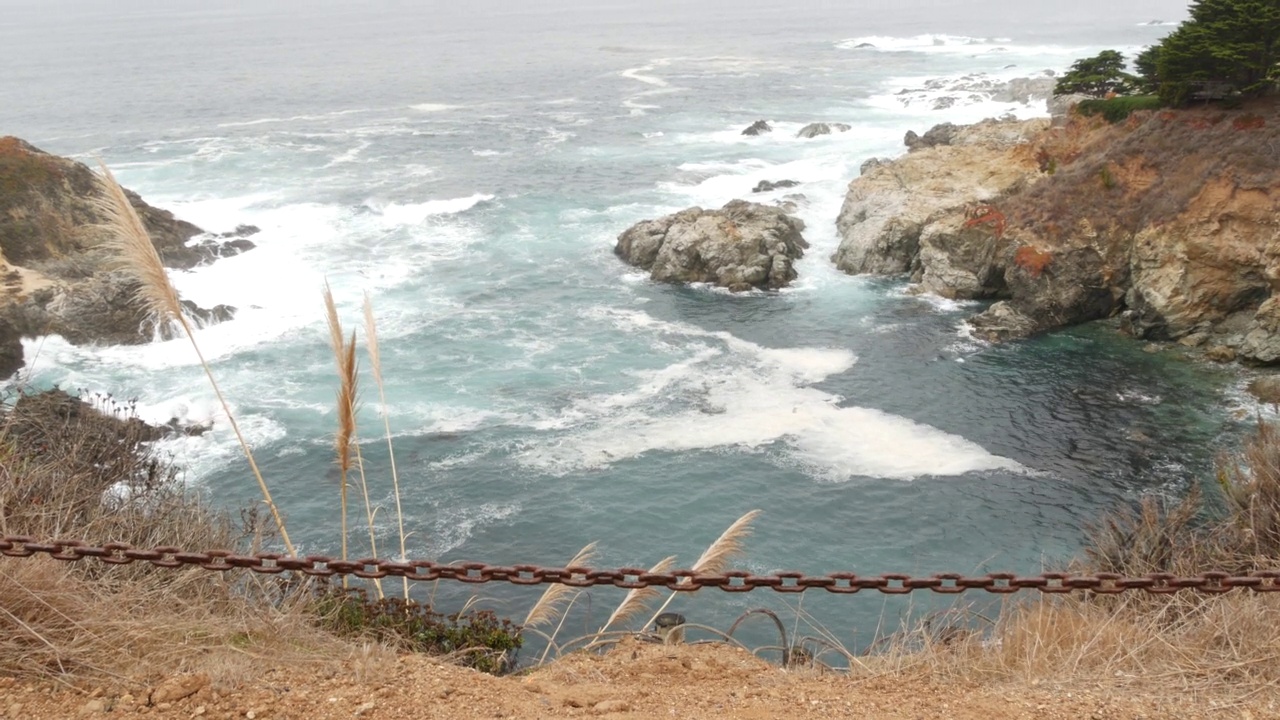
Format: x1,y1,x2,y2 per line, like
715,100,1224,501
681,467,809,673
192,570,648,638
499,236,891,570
0,137,253,378
835,104,1280,363
832,118,1047,279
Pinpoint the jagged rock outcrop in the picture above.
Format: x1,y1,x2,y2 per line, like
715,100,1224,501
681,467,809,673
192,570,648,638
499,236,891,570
615,200,808,291
797,123,851,139
753,179,800,193
833,118,1046,277
834,106,1280,361
904,123,960,150
0,136,251,377
741,120,772,136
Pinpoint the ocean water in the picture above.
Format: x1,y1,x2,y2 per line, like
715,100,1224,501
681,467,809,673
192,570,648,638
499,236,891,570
1,0,1250,650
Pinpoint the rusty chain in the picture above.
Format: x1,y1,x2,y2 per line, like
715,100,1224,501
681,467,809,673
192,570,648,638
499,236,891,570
3,535,1279,595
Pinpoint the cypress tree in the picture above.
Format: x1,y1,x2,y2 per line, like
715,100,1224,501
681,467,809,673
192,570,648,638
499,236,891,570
1155,0,1280,100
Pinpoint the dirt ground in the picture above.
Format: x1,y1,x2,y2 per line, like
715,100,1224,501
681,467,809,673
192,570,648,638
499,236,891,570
0,638,1268,720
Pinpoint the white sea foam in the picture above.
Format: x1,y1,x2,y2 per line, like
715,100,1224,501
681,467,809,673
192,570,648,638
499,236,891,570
216,108,380,128
371,193,494,225
427,502,521,557
515,308,1020,481
620,63,670,87
409,103,460,112
325,139,371,166
620,59,680,114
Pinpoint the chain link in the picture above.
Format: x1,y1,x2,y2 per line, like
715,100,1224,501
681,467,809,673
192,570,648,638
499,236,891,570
3,535,1278,595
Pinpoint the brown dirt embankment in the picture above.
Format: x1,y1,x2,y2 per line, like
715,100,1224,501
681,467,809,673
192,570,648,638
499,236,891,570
0,639,1240,720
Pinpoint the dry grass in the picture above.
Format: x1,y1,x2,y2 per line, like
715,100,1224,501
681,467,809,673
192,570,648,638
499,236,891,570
524,542,599,631
322,282,361,569
644,509,761,630
1006,100,1280,247
363,294,410,601
855,421,1280,706
600,555,678,633
0,390,357,687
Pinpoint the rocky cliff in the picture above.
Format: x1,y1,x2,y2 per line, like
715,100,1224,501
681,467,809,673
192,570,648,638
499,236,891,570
834,103,1280,362
0,137,252,378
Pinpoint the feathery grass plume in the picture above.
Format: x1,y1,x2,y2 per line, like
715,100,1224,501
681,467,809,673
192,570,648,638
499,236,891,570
523,542,598,630
92,163,295,556
644,509,761,630
363,294,409,600
322,283,361,575
599,555,677,633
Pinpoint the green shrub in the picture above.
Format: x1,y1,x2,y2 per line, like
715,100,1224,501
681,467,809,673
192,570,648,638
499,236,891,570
1075,96,1164,123
315,587,523,674
1099,166,1117,189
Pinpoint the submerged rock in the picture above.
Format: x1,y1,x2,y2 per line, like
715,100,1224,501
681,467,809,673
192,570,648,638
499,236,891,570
615,200,808,291
796,122,851,139
752,179,800,193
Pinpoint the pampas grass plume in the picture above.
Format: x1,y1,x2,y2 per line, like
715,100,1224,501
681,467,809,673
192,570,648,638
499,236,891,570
93,162,295,556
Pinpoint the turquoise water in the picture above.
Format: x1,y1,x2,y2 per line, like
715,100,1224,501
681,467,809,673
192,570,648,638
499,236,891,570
3,0,1248,649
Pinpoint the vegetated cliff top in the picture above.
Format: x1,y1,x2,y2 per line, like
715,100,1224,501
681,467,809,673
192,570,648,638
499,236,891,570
1004,97,1279,245
0,136,204,268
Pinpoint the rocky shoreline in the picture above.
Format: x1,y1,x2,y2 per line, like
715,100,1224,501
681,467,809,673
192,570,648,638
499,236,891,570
832,102,1280,366
616,95,1280,378
0,137,252,379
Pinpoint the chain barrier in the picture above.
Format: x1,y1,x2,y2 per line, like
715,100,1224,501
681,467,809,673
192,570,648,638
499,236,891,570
3,535,1279,595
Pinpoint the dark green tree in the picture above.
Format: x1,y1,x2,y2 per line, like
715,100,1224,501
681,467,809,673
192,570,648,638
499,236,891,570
1134,44,1163,93
1053,50,1136,97
1154,0,1280,101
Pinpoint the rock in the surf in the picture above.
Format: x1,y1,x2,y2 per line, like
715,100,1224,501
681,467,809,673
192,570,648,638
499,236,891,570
752,179,800,193
741,120,772,136
796,122,851,139
615,200,808,292
0,136,248,377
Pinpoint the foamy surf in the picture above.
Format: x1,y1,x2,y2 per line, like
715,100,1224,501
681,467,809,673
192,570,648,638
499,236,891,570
515,308,1020,480
370,193,495,225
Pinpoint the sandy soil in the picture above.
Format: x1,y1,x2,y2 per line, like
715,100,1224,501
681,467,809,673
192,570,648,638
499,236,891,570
0,638,1264,720
0,258,54,303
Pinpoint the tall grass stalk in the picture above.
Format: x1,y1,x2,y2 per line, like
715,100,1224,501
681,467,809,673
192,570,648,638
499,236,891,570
523,542,599,666
599,555,677,633
323,284,357,575
93,163,295,556
363,294,410,600
644,509,761,630
523,542,598,631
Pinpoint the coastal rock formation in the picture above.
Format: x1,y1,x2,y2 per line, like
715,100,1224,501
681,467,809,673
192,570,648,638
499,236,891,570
833,117,1047,277
904,122,960,150
752,179,800,193
834,106,1280,362
741,120,772,136
615,200,808,291
0,136,250,377
797,123,851,139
